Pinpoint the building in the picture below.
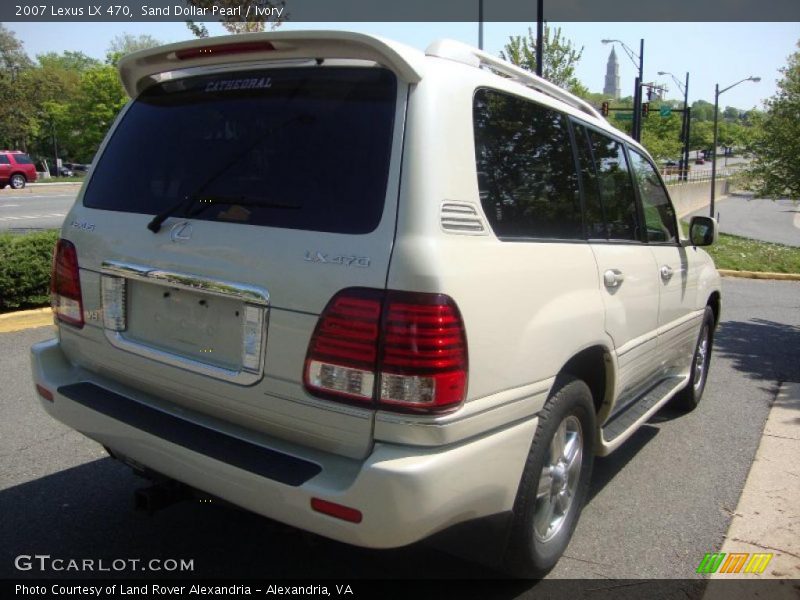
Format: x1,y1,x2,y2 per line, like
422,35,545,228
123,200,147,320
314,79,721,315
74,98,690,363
603,47,621,99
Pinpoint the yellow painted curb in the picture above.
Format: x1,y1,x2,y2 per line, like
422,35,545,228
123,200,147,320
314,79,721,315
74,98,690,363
0,307,53,333
718,269,800,281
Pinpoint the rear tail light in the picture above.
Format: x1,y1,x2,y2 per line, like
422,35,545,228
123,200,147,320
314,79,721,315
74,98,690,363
304,289,381,403
51,239,84,328
304,289,468,413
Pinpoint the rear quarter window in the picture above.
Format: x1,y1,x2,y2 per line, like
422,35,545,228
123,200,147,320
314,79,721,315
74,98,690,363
473,88,583,241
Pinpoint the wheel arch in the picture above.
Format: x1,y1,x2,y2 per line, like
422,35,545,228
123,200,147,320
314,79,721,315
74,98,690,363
707,291,721,329
557,344,615,418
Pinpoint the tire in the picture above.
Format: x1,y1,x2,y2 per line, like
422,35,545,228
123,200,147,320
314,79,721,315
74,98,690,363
9,173,26,190
671,306,715,412
502,375,596,578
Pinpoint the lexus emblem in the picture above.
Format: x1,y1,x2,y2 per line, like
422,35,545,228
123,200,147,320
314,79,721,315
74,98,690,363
170,221,193,243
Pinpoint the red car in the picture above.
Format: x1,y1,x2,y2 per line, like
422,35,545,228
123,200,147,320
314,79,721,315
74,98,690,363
0,150,38,189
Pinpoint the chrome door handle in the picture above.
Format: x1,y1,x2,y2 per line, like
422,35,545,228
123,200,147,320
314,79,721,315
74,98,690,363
660,265,674,280
603,269,625,288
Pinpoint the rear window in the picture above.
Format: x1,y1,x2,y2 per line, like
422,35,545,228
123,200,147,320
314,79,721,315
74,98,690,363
83,67,397,234
13,154,33,164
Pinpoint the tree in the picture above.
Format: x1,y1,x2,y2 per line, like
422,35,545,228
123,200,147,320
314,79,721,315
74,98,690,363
185,0,285,37
106,33,162,65
690,99,715,122
63,65,128,163
37,51,100,73
640,110,683,161
0,25,35,149
688,121,714,154
500,25,587,96
749,41,800,199
0,23,33,71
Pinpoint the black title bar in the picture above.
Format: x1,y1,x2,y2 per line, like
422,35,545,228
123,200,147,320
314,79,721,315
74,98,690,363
2,0,799,23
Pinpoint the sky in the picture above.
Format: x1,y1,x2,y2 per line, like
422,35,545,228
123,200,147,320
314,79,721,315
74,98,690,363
8,20,799,110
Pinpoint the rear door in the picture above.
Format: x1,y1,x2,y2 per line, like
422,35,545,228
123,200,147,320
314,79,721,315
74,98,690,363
572,123,661,403
63,65,406,459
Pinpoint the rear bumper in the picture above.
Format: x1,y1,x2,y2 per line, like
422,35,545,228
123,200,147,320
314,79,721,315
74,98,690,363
31,337,536,549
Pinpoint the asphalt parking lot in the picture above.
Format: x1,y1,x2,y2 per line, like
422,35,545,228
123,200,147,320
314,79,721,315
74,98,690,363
1,278,798,592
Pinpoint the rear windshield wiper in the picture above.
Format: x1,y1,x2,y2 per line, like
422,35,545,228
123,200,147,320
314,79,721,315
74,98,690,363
147,195,195,233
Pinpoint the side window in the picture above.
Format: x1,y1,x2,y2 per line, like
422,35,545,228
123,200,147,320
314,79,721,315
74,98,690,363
473,89,583,240
627,149,678,243
586,130,640,241
572,123,607,239
0,155,10,165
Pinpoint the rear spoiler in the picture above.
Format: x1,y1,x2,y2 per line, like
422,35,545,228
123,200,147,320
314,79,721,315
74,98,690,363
118,30,425,97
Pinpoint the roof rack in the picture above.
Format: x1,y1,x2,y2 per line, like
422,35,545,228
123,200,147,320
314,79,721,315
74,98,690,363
425,39,603,121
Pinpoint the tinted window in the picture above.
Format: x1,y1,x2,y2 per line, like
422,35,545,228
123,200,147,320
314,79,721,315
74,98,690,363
473,89,582,240
572,123,607,239
586,130,640,241
628,149,678,243
13,154,33,164
83,68,397,234
0,155,9,165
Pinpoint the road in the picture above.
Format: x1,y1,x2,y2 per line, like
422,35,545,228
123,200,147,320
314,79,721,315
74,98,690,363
0,185,78,232
691,195,800,248
1,278,798,590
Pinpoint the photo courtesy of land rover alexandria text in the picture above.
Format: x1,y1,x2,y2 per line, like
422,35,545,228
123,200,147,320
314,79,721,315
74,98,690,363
31,31,721,577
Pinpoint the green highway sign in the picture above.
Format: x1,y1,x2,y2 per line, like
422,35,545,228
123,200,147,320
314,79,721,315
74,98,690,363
615,113,633,121
660,106,672,117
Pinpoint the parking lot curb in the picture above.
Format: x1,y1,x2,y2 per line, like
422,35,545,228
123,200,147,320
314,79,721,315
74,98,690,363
718,269,800,281
0,307,53,333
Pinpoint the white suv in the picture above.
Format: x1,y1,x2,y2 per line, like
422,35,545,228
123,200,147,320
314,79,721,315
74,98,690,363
31,31,721,577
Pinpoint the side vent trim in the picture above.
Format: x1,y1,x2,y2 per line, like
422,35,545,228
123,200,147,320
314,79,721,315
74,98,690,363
440,201,487,235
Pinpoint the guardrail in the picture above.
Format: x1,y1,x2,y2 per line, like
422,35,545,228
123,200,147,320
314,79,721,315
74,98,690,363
663,167,742,185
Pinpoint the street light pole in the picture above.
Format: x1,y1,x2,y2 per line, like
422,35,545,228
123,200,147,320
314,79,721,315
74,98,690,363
478,0,483,50
602,38,644,141
659,70,691,181
636,39,644,141
683,72,690,182
711,83,720,217
710,75,760,217
536,0,544,77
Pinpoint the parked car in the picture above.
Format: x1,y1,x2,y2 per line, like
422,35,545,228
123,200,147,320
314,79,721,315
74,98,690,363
31,32,721,577
49,166,74,177
0,150,38,189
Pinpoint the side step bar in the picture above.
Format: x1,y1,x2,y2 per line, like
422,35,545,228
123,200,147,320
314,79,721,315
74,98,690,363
602,376,687,444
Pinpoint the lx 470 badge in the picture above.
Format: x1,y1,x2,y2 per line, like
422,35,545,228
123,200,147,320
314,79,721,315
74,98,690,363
304,251,370,268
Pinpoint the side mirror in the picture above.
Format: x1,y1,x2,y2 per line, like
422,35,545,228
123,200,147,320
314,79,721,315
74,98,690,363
688,216,718,247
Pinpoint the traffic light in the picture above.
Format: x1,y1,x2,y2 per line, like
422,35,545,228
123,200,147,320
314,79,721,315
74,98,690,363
601,101,609,117
641,102,650,118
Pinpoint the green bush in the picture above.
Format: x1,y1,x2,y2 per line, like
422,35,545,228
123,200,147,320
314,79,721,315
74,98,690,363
0,231,59,312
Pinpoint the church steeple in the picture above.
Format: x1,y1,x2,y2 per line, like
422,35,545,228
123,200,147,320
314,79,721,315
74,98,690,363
603,47,621,99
